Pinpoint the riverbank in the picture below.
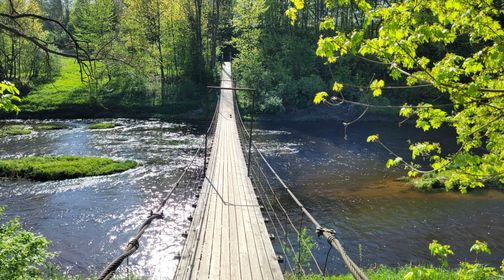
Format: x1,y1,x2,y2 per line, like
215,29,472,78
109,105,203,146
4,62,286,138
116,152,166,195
285,265,459,280
1,58,402,123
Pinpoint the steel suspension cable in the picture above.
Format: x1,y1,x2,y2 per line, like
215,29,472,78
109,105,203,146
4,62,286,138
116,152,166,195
97,97,220,280
250,154,322,274
233,92,368,280
250,165,295,272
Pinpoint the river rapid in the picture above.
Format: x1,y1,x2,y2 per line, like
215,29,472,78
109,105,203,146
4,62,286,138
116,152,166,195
0,118,502,278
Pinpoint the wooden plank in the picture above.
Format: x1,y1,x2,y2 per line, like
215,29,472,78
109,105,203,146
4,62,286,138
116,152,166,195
174,62,283,280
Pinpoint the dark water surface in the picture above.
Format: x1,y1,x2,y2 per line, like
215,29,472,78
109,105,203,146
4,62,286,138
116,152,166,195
0,119,502,278
254,120,504,271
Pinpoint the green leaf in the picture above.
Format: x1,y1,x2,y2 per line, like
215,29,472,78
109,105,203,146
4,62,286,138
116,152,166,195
370,79,385,96
470,240,492,255
313,91,328,104
291,0,304,9
332,82,344,92
320,17,335,30
285,8,298,25
386,157,403,168
367,134,379,142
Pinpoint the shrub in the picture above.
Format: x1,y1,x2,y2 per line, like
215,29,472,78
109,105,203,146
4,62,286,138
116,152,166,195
0,207,55,279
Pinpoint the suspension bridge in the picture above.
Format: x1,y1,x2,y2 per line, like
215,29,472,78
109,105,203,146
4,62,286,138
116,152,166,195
98,63,367,280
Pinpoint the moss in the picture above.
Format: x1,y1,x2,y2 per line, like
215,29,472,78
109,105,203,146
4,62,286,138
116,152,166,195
34,123,69,130
0,124,32,137
88,122,116,129
0,156,137,181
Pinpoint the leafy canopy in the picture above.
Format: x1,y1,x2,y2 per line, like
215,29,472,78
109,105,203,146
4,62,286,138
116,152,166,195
293,0,504,191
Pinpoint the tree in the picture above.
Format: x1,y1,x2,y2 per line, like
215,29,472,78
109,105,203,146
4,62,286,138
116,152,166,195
70,0,119,102
0,0,53,84
293,0,504,192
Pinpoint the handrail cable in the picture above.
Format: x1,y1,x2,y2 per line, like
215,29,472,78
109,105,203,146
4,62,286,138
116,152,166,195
250,165,295,272
250,155,323,274
232,91,368,280
97,95,221,280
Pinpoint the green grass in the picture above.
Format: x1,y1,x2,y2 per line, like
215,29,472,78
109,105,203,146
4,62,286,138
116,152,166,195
88,122,116,129
285,265,459,280
34,123,69,130
21,58,89,112
0,124,32,137
0,155,137,181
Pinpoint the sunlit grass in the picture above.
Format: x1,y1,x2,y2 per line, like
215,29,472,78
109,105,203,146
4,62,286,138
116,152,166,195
22,58,89,112
0,156,137,181
34,123,70,130
0,124,32,137
88,122,116,129
285,265,458,280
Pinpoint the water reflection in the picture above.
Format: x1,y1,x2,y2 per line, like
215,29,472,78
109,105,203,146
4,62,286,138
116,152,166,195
0,118,502,279
0,119,203,278
254,120,504,270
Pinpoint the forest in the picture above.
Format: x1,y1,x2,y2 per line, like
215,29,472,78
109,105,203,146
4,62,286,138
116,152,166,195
0,0,427,116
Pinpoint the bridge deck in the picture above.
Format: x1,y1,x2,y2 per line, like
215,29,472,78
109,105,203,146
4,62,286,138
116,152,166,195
174,63,283,280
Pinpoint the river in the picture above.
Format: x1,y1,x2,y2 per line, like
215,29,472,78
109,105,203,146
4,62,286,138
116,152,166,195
0,118,502,278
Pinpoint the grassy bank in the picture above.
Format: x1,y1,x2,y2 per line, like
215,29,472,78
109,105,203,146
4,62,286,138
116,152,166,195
285,263,504,279
0,156,137,181
10,57,205,120
21,59,89,113
285,266,458,280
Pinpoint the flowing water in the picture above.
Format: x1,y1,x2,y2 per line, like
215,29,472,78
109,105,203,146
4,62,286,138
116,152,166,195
254,120,504,271
0,118,502,278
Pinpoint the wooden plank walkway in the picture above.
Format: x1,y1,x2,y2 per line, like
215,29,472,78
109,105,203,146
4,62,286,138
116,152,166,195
174,62,283,280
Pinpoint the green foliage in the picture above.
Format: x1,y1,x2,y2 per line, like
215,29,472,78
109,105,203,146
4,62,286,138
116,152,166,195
457,262,497,280
470,240,492,256
88,122,116,129
0,125,32,137
282,227,315,276
305,0,504,191
313,92,328,104
22,58,89,113
285,265,458,280
369,79,384,97
0,156,137,181
0,82,21,113
0,207,55,279
429,240,454,268
366,134,379,143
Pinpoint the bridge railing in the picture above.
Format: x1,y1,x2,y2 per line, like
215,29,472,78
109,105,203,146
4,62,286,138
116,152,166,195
97,95,220,280
232,90,368,280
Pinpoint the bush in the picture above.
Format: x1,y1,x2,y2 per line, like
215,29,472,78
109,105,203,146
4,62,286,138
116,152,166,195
0,207,55,279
